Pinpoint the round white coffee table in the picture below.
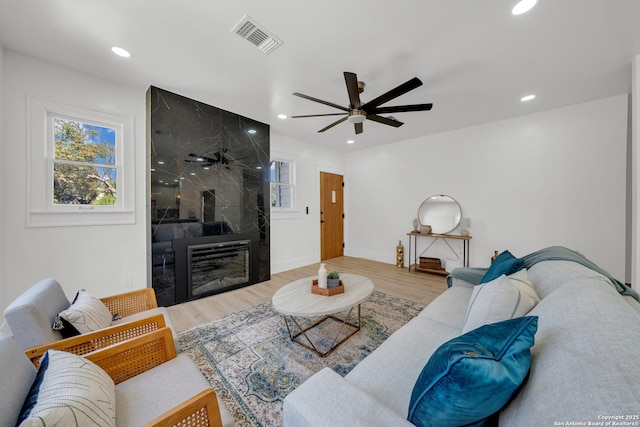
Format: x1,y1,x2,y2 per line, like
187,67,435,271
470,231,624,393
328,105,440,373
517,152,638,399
272,273,374,357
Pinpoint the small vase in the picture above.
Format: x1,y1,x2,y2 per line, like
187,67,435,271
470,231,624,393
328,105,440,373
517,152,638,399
327,278,340,288
318,263,327,289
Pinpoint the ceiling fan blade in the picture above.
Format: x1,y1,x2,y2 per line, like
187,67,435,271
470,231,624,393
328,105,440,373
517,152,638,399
372,103,433,114
344,72,361,109
293,92,349,112
318,116,348,132
361,77,423,111
367,114,404,128
354,122,363,134
291,113,348,118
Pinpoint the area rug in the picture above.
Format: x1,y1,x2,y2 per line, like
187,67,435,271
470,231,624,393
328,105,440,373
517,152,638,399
178,290,424,427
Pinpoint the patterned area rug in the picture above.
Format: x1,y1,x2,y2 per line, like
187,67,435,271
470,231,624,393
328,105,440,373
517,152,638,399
178,290,424,426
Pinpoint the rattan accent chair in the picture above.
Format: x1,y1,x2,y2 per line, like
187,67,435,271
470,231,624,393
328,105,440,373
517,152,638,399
1,327,234,427
3,278,179,350
24,313,168,368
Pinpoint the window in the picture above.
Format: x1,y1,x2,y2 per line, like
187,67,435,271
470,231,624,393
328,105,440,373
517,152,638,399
52,117,117,205
270,160,294,209
27,95,135,227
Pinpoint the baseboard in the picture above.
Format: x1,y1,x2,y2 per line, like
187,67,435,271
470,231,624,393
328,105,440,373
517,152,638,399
344,248,395,266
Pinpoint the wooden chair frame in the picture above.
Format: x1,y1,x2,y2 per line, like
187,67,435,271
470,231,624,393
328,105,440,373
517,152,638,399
100,287,158,318
25,313,167,367
26,327,223,427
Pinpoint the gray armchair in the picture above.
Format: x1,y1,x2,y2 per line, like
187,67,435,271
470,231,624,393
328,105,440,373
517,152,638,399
0,330,235,427
3,278,178,350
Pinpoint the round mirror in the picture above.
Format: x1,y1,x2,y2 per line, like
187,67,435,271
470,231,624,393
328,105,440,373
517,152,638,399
417,194,462,234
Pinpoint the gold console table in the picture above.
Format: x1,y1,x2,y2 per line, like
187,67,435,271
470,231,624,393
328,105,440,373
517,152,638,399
406,232,471,274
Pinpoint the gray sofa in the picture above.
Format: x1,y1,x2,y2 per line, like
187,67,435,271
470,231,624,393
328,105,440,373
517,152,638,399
284,258,640,426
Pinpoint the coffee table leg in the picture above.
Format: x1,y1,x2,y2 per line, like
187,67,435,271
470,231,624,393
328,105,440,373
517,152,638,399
281,304,362,357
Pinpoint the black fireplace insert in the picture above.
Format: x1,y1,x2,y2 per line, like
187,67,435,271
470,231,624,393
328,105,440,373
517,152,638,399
173,233,260,303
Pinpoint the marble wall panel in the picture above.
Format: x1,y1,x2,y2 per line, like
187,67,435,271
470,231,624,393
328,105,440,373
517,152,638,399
148,86,270,306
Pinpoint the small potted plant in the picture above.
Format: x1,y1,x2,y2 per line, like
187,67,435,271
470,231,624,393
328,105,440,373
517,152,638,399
327,271,341,288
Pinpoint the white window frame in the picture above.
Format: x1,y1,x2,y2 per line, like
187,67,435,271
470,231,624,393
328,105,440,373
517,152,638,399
270,155,298,214
27,95,135,227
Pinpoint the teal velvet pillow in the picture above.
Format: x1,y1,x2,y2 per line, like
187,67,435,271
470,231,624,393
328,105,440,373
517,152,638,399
481,250,524,283
407,316,538,427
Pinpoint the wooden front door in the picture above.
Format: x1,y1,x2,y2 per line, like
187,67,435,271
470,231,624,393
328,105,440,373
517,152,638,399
320,172,344,260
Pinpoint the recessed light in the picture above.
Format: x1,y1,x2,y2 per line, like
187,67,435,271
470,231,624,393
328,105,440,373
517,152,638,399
157,161,165,165
256,166,262,170
248,129,257,134
277,114,287,119
190,172,196,176
521,94,536,102
347,140,355,144
111,46,131,58
512,0,538,15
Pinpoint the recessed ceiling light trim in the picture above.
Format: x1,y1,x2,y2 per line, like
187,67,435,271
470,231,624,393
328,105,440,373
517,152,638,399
111,46,131,58
521,94,536,102
512,0,539,15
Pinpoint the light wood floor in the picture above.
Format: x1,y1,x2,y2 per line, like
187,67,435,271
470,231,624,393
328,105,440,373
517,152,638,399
167,256,448,332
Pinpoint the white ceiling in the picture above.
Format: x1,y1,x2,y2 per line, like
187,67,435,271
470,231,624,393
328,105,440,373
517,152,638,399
1,0,640,152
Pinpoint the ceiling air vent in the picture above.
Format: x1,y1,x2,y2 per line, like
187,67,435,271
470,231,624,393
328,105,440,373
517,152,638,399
231,15,283,55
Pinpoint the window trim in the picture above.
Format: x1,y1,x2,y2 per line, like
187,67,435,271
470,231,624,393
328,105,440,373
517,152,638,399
26,95,135,227
270,155,299,216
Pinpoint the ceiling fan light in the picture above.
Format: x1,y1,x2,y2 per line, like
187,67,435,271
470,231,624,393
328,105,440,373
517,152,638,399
348,111,367,124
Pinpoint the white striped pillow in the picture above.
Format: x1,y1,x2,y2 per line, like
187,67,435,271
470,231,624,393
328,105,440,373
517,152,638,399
54,290,113,335
19,349,116,426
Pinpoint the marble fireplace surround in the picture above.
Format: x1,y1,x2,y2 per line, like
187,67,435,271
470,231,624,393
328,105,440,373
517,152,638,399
148,86,270,306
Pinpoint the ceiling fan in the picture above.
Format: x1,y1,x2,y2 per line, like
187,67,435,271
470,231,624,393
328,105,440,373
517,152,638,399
291,72,433,135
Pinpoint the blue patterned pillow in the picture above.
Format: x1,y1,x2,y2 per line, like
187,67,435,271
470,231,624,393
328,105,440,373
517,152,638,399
481,250,524,283
19,349,116,426
407,316,538,427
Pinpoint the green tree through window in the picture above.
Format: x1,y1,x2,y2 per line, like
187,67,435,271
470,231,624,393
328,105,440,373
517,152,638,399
53,118,117,205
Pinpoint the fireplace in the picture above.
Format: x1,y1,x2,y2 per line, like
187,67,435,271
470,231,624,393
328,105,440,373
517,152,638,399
187,240,250,299
172,233,260,303
148,86,270,307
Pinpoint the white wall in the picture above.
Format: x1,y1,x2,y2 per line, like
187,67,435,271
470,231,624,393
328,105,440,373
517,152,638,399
0,46,6,321
346,95,628,280
633,55,640,288
270,130,345,273
1,50,148,312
